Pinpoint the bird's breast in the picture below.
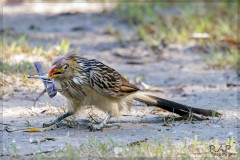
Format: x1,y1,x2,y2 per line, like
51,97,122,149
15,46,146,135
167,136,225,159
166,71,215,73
53,78,87,102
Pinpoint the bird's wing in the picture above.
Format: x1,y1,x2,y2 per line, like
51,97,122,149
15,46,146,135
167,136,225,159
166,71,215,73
89,61,139,98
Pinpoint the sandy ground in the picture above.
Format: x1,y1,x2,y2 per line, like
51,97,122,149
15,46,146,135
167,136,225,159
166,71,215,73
1,3,239,157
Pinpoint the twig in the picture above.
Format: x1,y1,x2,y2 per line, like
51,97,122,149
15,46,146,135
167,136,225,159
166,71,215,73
33,89,46,106
178,120,185,126
88,110,99,124
0,122,11,126
31,137,56,144
4,126,24,133
226,83,240,87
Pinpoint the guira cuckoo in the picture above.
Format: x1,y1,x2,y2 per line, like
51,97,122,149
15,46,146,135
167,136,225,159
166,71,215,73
43,53,221,131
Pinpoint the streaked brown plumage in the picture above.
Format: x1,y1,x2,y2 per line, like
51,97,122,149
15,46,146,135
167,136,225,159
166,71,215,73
44,53,221,130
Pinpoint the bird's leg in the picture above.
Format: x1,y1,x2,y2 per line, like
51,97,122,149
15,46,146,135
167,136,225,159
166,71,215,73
43,111,73,127
87,113,120,131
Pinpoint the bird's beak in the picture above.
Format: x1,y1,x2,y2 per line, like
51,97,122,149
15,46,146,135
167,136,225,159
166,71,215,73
47,65,61,79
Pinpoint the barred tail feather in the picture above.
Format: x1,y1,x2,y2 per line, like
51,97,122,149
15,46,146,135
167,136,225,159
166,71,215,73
133,92,221,117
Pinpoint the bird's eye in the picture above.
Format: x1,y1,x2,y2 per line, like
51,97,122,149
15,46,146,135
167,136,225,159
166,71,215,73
63,65,68,70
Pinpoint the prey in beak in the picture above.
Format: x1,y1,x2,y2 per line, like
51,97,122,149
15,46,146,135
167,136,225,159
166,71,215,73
47,65,61,79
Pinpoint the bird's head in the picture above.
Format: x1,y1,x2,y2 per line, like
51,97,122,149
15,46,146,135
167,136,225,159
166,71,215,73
47,53,79,80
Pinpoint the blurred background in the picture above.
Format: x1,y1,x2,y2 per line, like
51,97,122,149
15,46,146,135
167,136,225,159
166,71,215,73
1,0,238,74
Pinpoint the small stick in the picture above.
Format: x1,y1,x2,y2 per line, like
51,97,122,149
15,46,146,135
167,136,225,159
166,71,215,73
33,89,46,106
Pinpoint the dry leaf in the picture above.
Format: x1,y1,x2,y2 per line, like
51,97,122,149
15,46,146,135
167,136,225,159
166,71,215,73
2,91,15,101
226,83,239,87
141,82,164,92
221,37,240,46
23,128,41,132
167,88,184,94
141,82,184,94
31,137,56,144
128,138,148,147
144,25,155,34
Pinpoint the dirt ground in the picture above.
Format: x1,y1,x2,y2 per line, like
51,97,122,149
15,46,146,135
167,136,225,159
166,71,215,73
1,3,239,157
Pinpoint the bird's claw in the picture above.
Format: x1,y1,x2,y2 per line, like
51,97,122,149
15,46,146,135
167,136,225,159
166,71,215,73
87,123,103,131
43,122,60,128
87,122,121,131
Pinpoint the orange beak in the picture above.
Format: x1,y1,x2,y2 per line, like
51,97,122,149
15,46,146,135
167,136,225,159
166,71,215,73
47,65,60,79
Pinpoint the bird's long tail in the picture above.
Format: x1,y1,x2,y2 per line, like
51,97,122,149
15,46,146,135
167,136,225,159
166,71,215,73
133,92,221,117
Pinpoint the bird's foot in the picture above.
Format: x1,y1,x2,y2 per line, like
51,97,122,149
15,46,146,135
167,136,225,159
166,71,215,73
87,122,120,131
43,111,73,128
43,121,60,128
87,123,102,131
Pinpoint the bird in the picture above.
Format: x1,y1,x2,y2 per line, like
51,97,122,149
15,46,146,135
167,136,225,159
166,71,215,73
43,52,221,131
